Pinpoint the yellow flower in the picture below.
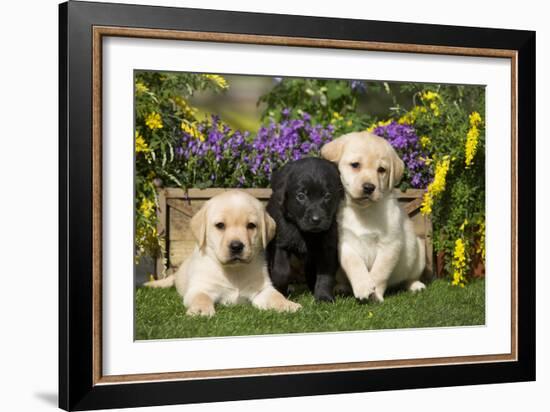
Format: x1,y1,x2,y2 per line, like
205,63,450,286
420,192,433,215
330,112,344,124
204,74,229,89
421,91,441,114
469,111,482,127
181,121,205,141
346,119,353,127
465,111,482,167
420,156,433,166
135,131,149,153
476,219,486,260
451,238,467,287
398,106,426,125
421,156,450,215
420,135,431,149
366,118,392,132
430,102,440,116
421,91,441,102
172,96,198,118
459,219,469,231
145,112,163,130
135,82,149,94
139,197,155,218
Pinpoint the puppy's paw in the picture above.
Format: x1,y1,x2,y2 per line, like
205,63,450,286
369,289,385,303
334,282,353,296
274,299,302,313
314,290,335,303
408,280,426,293
186,305,215,317
314,278,336,302
256,289,302,313
277,299,302,313
352,278,377,302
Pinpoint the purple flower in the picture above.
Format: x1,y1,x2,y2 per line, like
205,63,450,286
349,80,367,94
372,121,432,188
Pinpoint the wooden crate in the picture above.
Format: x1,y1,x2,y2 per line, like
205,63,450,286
155,188,433,280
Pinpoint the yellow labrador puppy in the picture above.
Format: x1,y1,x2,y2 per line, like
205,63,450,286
145,190,301,316
321,132,426,302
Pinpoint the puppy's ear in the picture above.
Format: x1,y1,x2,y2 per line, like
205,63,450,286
190,204,208,250
321,135,347,163
270,168,288,207
389,147,405,188
261,211,277,248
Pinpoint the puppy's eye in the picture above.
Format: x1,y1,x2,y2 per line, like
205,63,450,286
323,193,332,202
377,166,386,173
247,222,257,230
215,222,225,230
350,162,360,169
296,192,307,202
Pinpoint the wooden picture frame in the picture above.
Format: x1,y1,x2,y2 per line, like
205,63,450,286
59,1,535,410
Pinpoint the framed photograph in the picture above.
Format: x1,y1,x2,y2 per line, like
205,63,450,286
59,1,535,410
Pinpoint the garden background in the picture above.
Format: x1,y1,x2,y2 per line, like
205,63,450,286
134,71,487,338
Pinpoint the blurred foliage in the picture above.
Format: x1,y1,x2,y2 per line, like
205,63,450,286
259,78,375,134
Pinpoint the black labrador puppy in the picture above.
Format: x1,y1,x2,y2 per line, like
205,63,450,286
266,157,344,302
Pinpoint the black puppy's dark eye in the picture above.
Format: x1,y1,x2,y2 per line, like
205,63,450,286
350,162,360,169
377,166,386,173
323,193,332,202
296,192,306,202
247,222,257,230
215,222,225,230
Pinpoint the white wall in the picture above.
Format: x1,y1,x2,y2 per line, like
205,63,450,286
0,0,546,411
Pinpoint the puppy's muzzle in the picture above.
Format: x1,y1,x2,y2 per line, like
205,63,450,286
229,240,245,256
362,183,376,195
310,214,321,225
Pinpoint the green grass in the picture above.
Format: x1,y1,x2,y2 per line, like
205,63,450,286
135,279,485,340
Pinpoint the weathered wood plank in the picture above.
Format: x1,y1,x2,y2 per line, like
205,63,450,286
158,188,433,277
164,187,273,200
163,187,423,200
169,240,197,269
155,189,167,279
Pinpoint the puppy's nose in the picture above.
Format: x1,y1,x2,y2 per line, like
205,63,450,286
310,215,321,225
362,183,376,195
229,240,244,254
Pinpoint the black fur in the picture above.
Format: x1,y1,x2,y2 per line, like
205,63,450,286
266,157,344,302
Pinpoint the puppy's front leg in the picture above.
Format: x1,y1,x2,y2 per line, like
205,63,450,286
252,286,302,313
308,237,338,302
340,243,376,301
269,247,292,295
184,292,215,317
368,246,402,302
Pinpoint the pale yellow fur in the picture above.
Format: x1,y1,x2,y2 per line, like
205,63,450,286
322,132,426,302
145,191,301,316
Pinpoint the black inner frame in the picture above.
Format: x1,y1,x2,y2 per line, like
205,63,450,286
59,1,535,410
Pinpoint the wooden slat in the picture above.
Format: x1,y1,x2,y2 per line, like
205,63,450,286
163,187,423,200
169,240,197,269
160,188,431,272
164,187,273,200
403,197,424,214
155,189,167,279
